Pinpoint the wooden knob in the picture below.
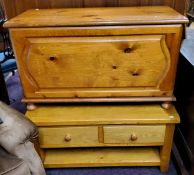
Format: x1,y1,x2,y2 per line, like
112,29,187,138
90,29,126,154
130,133,138,141
64,134,71,142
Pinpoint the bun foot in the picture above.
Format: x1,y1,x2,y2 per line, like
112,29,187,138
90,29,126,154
27,103,37,111
161,102,171,110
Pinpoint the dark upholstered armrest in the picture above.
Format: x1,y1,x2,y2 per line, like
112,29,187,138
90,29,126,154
0,101,46,175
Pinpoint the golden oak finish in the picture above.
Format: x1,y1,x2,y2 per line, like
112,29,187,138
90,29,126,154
98,126,104,143
26,104,180,126
21,35,170,88
160,124,175,172
5,7,188,103
8,6,183,171
103,125,166,145
4,7,188,28
1,0,187,20
39,126,99,148
7,23,186,102
27,103,180,171
22,96,176,103
44,147,160,168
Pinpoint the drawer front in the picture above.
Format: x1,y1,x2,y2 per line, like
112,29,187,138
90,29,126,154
39,126,99,148
104,125,166,145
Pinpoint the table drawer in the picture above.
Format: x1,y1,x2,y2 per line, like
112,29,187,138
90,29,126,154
39,126,99,148
104,125,166,145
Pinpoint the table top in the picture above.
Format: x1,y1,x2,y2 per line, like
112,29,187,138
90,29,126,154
4,6,188,28
26,104,180,126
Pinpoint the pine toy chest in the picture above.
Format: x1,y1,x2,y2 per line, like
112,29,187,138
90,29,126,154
4,6,188,106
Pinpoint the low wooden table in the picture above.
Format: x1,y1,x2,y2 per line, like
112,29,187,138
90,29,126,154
26,104,180,172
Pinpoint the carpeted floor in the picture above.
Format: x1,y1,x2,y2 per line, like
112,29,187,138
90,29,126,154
6,72,178,175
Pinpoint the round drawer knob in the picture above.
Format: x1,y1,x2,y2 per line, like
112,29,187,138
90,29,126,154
64,134,71,142
130,133,138,141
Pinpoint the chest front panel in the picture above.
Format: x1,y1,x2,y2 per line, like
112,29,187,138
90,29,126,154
10,25,182,100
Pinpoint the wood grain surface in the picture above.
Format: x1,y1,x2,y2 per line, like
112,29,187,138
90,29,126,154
1,0,187,20
103,125,166,144
26,104,180,126
44,147,160,168
4,6,188,28
160,124,175,172
9,24,183,101
39,126,99,148
23,35,170,88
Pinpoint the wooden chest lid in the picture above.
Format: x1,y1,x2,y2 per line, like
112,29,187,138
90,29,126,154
4,6,188,28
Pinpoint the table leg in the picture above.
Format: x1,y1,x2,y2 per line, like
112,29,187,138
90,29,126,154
160,124,175,172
